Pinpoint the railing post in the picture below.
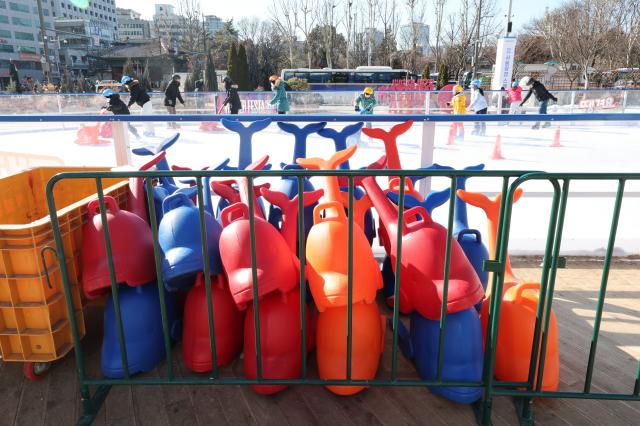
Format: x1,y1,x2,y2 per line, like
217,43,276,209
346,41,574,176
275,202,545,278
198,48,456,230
112,121,132,166
569,91,576,114
425,91,431,113
622,90,628,113
418,121,435,197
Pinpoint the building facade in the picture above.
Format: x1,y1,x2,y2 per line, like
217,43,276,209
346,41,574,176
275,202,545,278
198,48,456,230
0,0,60,88
151,3,183,52
116,8,150,41
51,0,117,43
204,15,223,35
398,22,430,55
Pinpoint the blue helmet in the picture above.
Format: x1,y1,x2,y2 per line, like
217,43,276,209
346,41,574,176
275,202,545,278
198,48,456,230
121,75,132,85
102,89,115,97
511,81,519,88
470,79,481,88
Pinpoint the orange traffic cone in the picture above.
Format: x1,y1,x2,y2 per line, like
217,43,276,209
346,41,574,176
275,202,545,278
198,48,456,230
491,134,505,160
200,121,224,132
550,126,562,147
447,124,456,145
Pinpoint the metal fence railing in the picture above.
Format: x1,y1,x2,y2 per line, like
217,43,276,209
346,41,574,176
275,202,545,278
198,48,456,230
43,165,640,425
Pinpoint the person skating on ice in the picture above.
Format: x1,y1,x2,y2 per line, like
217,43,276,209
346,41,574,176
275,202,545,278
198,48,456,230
519,76,558,129
121,75,155,137
100,89,141,140
468,80,488,136
269,75,289,114
164,74,185,129
222,76,242,114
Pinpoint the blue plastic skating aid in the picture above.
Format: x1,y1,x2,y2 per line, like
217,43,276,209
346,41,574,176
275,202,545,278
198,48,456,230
132,133,180,187
221,118,271,169
317,123,364,169
278,122,327,162
396,309,484,404
159,192,223,291
101,283,179,378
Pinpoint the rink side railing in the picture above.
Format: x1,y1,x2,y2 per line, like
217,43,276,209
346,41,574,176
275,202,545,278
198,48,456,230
30,112,640,424
3,88,640,116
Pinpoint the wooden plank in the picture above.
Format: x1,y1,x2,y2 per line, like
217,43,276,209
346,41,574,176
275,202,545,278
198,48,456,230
161,352,199,426
44,355,79,426
14,366,49,426
104,385,135,426
272,386,320,425
0,361,24,426
297,384,355,426
131,368,170,426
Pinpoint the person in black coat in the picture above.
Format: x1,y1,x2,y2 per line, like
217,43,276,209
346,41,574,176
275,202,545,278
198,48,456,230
164,74,184,129
519,76,558,129
100,89,140,139
222,76,242,114
121,75,154,136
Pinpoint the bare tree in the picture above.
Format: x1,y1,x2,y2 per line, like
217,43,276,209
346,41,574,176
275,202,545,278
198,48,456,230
270,0,298,67
343,0,355,68
366,0,379,66
431,0,446,69
176,0,205,53
378,0,401,66
402,0,427,72
534,0,626,88
316,0,343,68
295,0,318,68
237,17,261,43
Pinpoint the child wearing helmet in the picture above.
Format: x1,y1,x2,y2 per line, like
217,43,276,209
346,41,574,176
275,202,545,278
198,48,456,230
121,75,154,137
100,89,140,140
355,87,377,114
468,80,487,136
449,84,466,141
507,80,523,117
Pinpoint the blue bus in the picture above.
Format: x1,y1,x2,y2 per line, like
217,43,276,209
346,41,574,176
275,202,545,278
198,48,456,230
281,66,411,91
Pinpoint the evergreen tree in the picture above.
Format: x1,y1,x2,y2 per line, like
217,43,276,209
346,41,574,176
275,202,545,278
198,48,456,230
421,64,431,81
204,51,218,91
9,61,21,94
237,43,249,90
437,63,449,89
227,43,238,83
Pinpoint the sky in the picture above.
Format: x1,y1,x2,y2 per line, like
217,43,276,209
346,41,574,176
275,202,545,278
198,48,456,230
127,0,564,37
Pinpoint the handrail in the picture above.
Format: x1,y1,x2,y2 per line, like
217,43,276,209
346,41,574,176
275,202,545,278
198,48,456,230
1,112,640,122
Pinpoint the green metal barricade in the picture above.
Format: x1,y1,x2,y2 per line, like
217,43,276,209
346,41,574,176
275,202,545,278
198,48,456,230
44,168,640,426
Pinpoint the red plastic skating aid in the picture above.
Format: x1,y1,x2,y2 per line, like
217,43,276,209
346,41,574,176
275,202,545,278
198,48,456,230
182,273,244,372
81,196,156,299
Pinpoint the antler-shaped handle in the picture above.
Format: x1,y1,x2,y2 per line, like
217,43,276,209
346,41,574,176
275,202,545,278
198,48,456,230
361,120,413,171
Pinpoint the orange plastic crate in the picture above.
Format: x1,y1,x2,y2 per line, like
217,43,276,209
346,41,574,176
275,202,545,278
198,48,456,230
0,167,127,362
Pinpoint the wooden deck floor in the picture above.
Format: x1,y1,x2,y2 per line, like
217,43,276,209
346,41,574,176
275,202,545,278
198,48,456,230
1,259,639,426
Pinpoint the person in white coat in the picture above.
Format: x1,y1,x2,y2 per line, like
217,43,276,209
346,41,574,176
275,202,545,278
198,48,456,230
468,79,488,136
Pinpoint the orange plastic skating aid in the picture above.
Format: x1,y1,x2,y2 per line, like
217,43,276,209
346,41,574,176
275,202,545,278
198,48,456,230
457,189,559,390
297,147,382,311
487,282,559,391
305,201,382,311
316,302,385,395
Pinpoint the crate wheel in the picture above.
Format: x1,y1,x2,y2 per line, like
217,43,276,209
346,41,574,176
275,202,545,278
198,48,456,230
23,362,51,381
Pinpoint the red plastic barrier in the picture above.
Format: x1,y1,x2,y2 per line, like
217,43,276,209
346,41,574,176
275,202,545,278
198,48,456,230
182,273,244,372
81,196,156,299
